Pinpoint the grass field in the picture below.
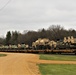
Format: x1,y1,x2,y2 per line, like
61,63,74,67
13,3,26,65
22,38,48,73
39,54,76,75
38,64,76,75
39,54,76,61
0,54,7,57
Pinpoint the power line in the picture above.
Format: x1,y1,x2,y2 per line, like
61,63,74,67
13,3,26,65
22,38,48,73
0,0,11,11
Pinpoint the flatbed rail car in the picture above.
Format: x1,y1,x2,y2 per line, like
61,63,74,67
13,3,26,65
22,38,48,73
50,49,76,54
0,47,76,54
0,36,76,54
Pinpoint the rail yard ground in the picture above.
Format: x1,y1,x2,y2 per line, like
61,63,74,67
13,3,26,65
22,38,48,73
0,52,76,75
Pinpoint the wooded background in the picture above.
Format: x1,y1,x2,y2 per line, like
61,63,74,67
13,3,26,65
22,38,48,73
0,25,76,46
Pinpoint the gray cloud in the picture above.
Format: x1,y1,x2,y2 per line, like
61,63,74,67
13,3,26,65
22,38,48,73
0,0,76,36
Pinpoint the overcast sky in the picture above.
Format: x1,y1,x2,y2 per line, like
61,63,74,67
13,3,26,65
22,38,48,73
0,0,76,37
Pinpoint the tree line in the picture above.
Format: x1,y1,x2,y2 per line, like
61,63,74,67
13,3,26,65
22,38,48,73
0,25,76,46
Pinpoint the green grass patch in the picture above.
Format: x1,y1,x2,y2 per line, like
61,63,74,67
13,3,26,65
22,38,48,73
38,64,76,75
0,54,7,57
40,54,76,61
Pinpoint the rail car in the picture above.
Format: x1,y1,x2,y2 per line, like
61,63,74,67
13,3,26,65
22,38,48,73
0,36,76,54
0,43,76,54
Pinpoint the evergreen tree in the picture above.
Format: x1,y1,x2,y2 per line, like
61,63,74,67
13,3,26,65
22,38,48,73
6,31,11,45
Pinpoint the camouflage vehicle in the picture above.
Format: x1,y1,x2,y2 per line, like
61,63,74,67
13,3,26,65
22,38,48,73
56,36,76,49
48,40,57,49
17,44,30,50
32,38,50,50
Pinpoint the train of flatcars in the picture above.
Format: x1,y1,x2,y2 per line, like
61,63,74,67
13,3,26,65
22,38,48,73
0,36,76,54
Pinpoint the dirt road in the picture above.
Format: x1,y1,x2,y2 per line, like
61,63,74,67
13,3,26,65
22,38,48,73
0,52,40,75
0,52,76,75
